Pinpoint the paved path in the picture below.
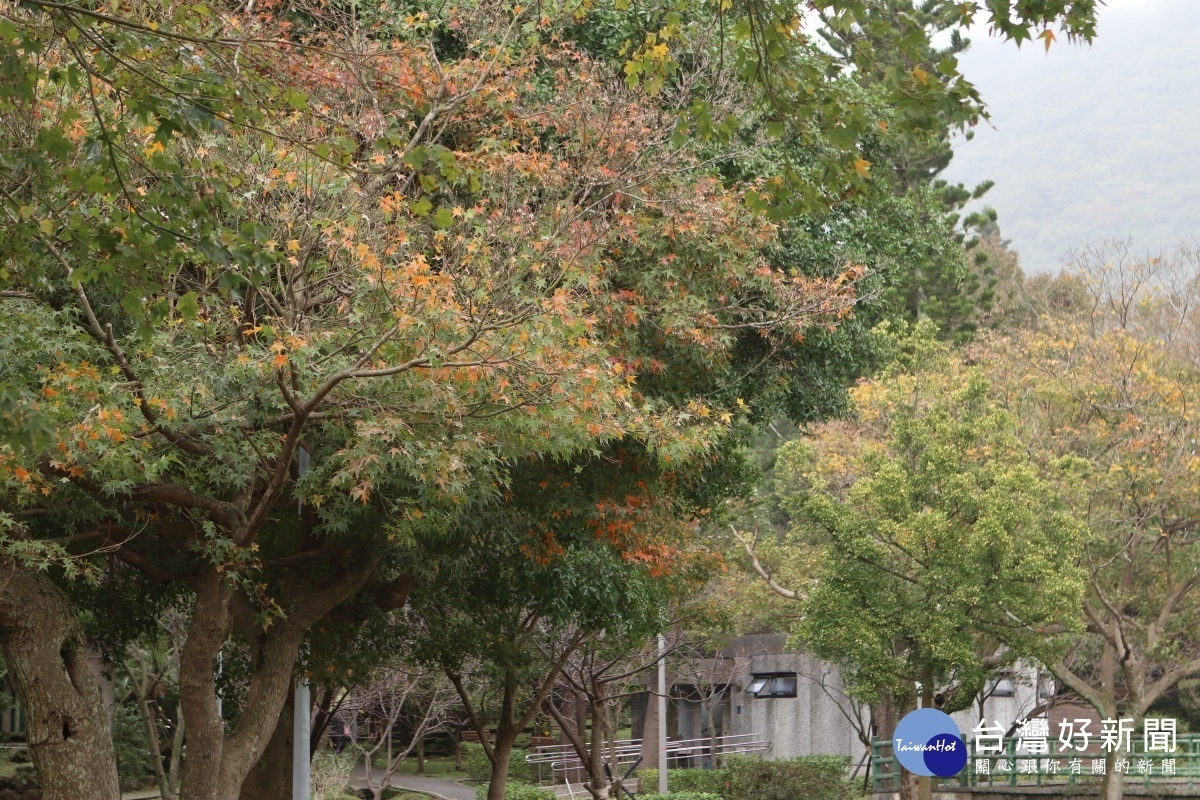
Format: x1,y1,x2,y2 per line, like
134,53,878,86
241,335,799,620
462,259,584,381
349,767,479,800
385,773,478,800
350,771,585,800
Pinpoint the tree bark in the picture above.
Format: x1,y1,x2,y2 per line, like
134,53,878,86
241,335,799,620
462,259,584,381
917,675,934,800
178,573,234,800
180,550,383,800
485,676,520,800
0,558,120,800
237,686,294,800
486,738,514,800
588,680,609,800
1102,752,1125,800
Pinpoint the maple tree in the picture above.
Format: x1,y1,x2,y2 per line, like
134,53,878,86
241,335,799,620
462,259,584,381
0,1,1103,798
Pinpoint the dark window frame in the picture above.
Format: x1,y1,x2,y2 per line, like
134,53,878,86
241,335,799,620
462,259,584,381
746,672,798,699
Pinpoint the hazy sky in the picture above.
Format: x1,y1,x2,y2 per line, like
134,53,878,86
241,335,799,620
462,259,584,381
943,0,1200,273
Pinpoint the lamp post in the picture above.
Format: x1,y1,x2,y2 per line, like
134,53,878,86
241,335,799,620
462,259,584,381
658,634,667,796
293,447,312,800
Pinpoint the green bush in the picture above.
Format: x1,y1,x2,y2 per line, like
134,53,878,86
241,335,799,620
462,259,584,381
636,769,729,797
463,742,492,782
725,756,851,800
461,742,534,784
473,781,556,800
638,792,723,800
509,748,533,784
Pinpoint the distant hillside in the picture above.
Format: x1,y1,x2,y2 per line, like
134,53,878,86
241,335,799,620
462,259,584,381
943,0,1200,273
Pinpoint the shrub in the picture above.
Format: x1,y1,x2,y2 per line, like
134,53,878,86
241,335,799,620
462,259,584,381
725,756,851,800
461,742,534,784
636,769,729,797
509,748,533,784
638,792,723,800
463,742,492,782
312,750,356,800
474,781,556,800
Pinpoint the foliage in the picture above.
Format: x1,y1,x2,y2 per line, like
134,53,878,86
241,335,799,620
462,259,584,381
0,0,1109,796
639,792,724,800
767,324,1085,711
112,703,157,792
462,742,492,783
981,244,1200,730
473,781,555,800
724,756,851,800
637,769,729,796
461,742,531,785
311,750,357,800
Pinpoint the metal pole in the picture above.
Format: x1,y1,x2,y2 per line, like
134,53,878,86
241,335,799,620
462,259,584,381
293,680,311,800
658,634,667,796
293,447,312,800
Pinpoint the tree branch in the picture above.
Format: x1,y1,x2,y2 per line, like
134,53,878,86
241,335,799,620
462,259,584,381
733,525,798,600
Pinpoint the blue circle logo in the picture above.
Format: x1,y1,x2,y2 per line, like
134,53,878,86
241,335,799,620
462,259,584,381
893,709,967,777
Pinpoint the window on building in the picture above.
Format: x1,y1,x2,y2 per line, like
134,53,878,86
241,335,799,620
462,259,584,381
745,673,797,698
990,677,1016,698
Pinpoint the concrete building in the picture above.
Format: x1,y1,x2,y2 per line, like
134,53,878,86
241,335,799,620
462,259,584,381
633,634,864,768
632,634,1044,768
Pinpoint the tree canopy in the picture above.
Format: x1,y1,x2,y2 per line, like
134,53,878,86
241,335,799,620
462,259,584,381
0,1,1107,799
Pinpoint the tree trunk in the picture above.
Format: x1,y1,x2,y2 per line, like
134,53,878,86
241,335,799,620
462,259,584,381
874,685,917,800
169,711,186,800
417,733,425,773
237,687,294,800
178,574,234,800
588,680,609,800
0,558,120,800
180,552,379,800
1102,752,1125,800
135,683,172,800
487,738,514,800
917,674,934,800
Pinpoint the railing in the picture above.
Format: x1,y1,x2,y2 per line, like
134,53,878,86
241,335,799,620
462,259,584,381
526,733,771,788
663,733,771,765
525,739,645,770
870,734,1200,792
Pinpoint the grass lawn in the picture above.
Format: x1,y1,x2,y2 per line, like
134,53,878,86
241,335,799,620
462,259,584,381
0,748,29,778
367,752,466,777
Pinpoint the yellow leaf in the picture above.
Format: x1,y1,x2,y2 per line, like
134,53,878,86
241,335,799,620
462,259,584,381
272,353,288,368
912,66,929,84
853,159,872,179
1039,29,1056,54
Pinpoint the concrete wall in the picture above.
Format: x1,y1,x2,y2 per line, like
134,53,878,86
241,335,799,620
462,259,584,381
635,635,1054,769
724,650,863,760
948,662,1043,739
